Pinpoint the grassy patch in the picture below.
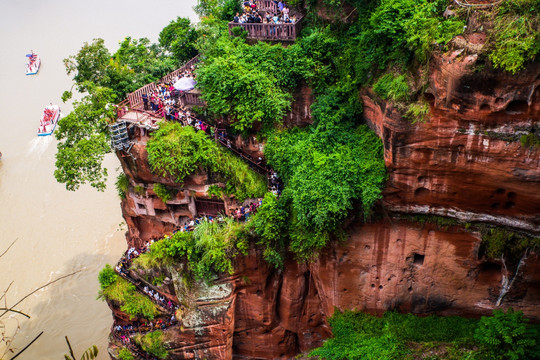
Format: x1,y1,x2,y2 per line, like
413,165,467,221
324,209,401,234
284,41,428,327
100,275,158,320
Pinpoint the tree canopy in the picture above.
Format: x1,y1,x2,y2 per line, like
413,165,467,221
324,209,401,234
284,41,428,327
159,17,199,65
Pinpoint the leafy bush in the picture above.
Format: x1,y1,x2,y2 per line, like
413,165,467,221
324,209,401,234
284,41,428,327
474,308,539,360
373,73,410,102
406,100,430,124
158,17,199,65
117,348,134,360
136,331,168,359
207,184,223,198
135,218,249,282
147,123,266,200
247,193,288,268
481,227,540,262
98,264,118,290
310,310,479,360
100,277,158,320
153,183,176,203
489,0,540,74
520,133,540,149
134,185,145,196
115,173,129,199
265,123,386,233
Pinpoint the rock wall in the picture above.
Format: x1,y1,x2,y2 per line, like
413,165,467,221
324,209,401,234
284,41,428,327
108,46,540,358
363,51,540,233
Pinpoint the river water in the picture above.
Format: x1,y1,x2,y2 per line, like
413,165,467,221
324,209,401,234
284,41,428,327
0,1,196,358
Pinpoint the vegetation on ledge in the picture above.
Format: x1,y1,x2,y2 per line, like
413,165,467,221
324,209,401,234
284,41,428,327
98,265,159,320
134,218,249,282
309,308,539,360
147,122,267,201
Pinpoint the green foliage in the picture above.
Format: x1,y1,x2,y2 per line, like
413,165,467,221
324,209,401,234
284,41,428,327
373,73,410,102
117,348,134,360
489,0,540,74
147,123,215,183
57,32,183,192
195,32,318,131
196,52,292,132
54,84,116,191
134,185,145,196
136,331,168,359
520,133,540,149
265,122,386,248
147,123,266,200
153,183,176,203
247,193,288,268
64,337,98,360
474,308,539,360
310,310,480,360
207,184,223,198
194,0,243,21
481,227,540,262
405,100,430,124
100,276,158,320
98,264,118,290
159,17,199,64
135,218,249,281
64,37,177,100
115,173,129,199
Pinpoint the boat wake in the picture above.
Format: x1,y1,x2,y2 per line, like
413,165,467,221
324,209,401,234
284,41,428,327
27,136,52,157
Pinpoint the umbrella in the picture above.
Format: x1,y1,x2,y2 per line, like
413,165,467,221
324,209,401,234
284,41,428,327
173,77,197,91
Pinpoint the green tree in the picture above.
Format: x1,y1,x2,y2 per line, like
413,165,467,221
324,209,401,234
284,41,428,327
98,264,118,290
196,54,292,132
136,331,168,359
54,84,116,191
474,308,539,360
158,17,199,64
63,38,111,94
247,192,288,268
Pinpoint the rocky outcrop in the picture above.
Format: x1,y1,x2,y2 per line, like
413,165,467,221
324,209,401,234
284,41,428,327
107,40,540,358
363,52,540,234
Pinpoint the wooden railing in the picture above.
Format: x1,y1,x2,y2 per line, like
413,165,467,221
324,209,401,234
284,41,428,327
125,55,202,109
127,83,157,110
160,55,200,84
228,16,303,41
257,0,278,13
179,92,205,107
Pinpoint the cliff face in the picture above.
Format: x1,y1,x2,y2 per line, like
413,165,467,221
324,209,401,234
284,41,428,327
363,50,540,232
109,51,540,358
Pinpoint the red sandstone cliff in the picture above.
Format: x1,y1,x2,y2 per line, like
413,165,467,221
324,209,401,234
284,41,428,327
108,42,540,359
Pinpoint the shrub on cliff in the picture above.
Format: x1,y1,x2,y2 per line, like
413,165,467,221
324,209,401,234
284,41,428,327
474,308,539,360
147,122,266,201
99,275,158,320
265,120,386,258
98,264,118,290
117,348,134,360
135,331,168,359
247,192,288,268
310,310,480,359
489,0,540,74
135,218,249,281
115,173,129,199
152,183,176,203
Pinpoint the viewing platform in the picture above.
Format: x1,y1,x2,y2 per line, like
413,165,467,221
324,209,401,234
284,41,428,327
228,16,303,41
124,55,204,111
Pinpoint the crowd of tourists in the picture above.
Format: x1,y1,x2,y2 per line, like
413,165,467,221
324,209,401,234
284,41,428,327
141,68,197,122
233,0,297,24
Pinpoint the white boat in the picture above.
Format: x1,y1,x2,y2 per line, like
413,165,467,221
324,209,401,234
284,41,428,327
38,105,60,136
26,52,41,75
